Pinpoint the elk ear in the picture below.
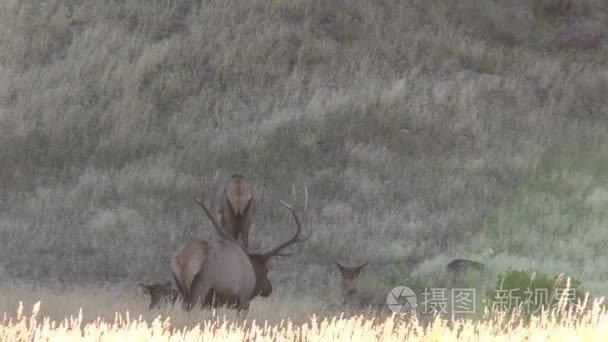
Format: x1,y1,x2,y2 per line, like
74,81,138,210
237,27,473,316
335,261,345,272
139,283,150,294
353,262,368,274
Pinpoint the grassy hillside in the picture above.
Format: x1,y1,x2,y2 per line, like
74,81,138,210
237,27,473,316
467,150,608,295
1,0,608,315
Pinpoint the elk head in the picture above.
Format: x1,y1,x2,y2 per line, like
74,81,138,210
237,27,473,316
139,281,179,310
335,261,368,301
194,184,311,300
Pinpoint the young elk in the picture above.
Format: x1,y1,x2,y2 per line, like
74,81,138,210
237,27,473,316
446,258,486,285
335,261,368,305
171,186,310,315
333,261,387,316
139,281,179,310
446,259,486,275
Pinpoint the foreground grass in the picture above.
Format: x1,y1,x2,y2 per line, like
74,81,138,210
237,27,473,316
1,299,608,341
0,282,332,328
0,281,606,341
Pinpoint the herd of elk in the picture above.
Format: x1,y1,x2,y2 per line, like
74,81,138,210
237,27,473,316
172,191,309,313
140,172,488,315
142,172,311,314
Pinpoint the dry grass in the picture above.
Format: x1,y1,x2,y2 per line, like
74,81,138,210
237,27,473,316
1,0,608,338
0,295,607,341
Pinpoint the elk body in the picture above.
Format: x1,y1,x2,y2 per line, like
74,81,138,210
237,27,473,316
171,239,252,311
139,281,179,310
218,175,255,248
446,258,486,274
446,258,486,286
171,186,310,313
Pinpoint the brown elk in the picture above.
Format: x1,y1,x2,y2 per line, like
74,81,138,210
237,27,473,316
171,186,310,313
335,261,368,304
446,258,486,285
446,258,486,274
218,174,255,248
139,281,179,310
331,261,388,316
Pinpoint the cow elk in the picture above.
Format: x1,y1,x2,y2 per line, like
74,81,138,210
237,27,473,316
219,174,255,248
335,261,368,304
205,172,256,249
171,185,311,315
446,258,486,274
446,258,486,285
139,281,179,310
333,261,387,315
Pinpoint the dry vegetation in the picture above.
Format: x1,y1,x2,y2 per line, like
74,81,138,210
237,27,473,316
1,299,608,341
1,0,608,339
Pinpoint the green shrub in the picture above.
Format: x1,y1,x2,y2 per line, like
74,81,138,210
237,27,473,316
485,267,587,322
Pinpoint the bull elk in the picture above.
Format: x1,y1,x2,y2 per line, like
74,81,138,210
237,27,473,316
171,186,311,313
139,281,179,310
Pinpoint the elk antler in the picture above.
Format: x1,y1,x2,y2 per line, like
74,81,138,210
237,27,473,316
193,195,223,237
193,169,222,235
194,195,259,254
260,186,311,259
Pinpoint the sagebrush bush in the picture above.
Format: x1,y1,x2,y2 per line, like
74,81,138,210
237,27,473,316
485,267,587,324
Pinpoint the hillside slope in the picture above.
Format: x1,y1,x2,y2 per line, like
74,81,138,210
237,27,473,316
1,0,607,301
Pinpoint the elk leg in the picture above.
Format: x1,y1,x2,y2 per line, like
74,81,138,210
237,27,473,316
241,228,249,249
185,269,207,311
236,300,249,319
189,275,212,311
205,291,223,309
172,271,191,311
